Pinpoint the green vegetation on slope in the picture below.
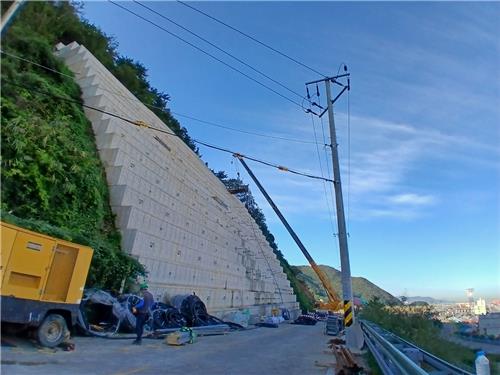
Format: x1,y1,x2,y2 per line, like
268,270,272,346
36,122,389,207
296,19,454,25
214,172,316,312
0,2,147,290
295,265,401,305
360,299,500,373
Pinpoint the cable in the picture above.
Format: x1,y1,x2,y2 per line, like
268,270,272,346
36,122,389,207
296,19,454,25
2,80,162,130
320,114,341,267
347,85,351,236
308,82,337,240
134,0,306,100
194,139,334,183
314,80,340,268
176,0,326,77
310,113,336,236
337,62,347,76
0,49,323,146
320,116,333,182
108,1,303,109
0,50,75,79
171,112,322,145
319,115,338,226
2,79,334,183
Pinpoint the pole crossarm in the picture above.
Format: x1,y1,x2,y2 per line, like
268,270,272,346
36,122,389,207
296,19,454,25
305,73,350,86
305,73,350,118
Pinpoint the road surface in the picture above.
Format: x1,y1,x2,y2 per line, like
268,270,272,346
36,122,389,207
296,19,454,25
1,322,337,375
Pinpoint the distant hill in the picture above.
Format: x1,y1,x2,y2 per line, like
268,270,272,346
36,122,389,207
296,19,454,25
294,265,401,305
406,296,450,305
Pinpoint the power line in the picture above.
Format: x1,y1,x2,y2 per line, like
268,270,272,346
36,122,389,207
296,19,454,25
335,63,351,235
108,1,304,109
0,49,323,146
310,113,337,236
319,115,337,221
3,79,334,183
3,80,157,129
320,114,341,267
0,49,75,79
305,78,337,239
347,85,351,235
134,0,306,100
176,0,326,77
194,140,334,183
171,112,322,145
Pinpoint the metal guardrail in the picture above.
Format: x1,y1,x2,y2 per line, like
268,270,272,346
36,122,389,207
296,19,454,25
361,320,474,375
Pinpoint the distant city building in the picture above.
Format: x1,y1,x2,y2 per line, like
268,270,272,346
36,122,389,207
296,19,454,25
490,299,500,313
478,313,500,336
474,298,487,315
455,303,471,315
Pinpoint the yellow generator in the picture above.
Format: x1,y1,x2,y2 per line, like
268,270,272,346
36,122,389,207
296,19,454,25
1,222,93,347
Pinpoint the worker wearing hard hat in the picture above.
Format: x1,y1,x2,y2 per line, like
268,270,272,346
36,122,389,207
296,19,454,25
132,283,154,345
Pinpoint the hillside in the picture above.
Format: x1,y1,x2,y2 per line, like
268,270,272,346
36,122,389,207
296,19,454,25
1,2,146,291
294,265,401,305
406,296,450,304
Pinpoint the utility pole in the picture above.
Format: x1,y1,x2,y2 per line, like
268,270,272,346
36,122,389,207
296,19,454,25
325,78,354,324
1,0,25,35
306,69,363,349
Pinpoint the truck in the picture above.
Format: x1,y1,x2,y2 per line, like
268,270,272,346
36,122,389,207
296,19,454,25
1,222,93,347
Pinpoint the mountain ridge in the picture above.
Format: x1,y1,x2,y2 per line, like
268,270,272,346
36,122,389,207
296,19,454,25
293,265,401,305
406,296,451,304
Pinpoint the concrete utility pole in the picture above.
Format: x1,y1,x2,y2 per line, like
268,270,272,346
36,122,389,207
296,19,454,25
1,0,25,35
305,70,363,349
325,78,354,324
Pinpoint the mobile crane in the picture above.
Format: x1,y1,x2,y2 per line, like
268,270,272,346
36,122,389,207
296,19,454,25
233,154,342,312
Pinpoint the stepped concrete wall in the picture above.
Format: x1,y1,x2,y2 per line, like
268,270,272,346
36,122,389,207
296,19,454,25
55,42,299,318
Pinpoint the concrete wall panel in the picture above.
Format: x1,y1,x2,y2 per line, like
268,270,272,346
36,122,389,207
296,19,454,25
55,42,299,316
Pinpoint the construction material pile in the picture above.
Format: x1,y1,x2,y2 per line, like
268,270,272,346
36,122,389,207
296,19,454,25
171,294,222,327
78,290,229,337
77,289,132,336
325,315,343,335
330,344,364,374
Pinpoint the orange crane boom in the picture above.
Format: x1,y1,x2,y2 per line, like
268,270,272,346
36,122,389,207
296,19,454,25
310,262,341,311
235,155,341,311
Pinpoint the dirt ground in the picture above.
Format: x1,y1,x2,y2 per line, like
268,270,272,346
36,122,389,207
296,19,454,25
1,322,340,375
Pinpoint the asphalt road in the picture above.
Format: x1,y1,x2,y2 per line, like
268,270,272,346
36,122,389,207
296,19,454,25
1,322,336,375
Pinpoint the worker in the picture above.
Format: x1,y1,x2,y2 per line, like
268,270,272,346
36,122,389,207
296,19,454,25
132,283,154,345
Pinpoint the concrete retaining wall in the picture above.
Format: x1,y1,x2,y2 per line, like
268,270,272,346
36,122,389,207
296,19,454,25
55,42,299,318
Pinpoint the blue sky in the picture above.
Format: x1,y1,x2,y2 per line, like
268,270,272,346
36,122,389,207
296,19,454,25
80,1,499,301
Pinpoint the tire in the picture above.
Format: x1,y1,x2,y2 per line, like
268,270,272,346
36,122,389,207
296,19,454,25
36,314,68,348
